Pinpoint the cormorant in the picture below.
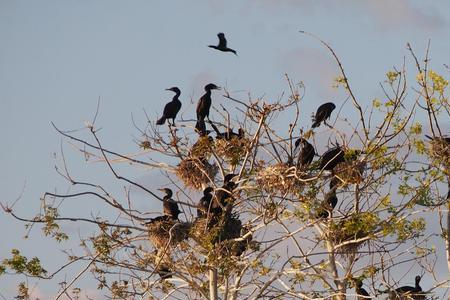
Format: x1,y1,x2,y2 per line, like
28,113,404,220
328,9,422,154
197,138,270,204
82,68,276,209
208,33,237,55
209,121,243,140
355,280,370,299
196,83,221,121
392,275,423,299
312,102,336,128
425,134,450,144
158,188,181,220
156,87,182,126
212,173,238,215
294,138,315,166
197,186,214,218
156,265,172,280
319,146,345,171
316,188,338,219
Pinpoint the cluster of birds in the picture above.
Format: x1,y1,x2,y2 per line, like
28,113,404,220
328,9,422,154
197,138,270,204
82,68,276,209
148,33,445,298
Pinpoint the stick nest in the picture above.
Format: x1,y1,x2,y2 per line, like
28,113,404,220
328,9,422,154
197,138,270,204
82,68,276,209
429,139,450,170
214,137,250,165
147,219,191,249
256,163,306,194
176,158,218,190
190,136,214,160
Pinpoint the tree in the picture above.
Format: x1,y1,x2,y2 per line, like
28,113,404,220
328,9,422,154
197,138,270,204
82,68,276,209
1,34,449,300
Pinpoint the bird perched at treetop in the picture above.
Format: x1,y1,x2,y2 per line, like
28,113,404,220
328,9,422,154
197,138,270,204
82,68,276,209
156,87,182,126
312,102,336,128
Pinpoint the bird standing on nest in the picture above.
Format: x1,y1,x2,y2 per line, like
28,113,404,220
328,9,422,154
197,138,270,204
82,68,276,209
312,102,336,128
156,87,182,126
208,32,237,55
158,188,181,221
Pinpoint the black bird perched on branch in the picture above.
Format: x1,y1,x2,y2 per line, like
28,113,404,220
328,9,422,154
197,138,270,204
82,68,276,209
425,134,450,144
355,279,370,299
156,87,182,126
208,33,237,55
316,188,338,219
209,121,244,140
294,138,315,167
197,187,214,218
312,102,336,128
196,83,221,122
319,146,345,171
158,188,181,221
391,275,423,299
212,174,238,216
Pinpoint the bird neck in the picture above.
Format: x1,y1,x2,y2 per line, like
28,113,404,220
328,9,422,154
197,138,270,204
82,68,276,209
172,92,181,101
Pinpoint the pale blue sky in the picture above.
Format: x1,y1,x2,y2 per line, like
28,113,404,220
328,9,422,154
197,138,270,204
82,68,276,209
1,0,449,298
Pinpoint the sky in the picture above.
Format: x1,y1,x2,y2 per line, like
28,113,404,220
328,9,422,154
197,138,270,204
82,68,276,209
1,0,450,299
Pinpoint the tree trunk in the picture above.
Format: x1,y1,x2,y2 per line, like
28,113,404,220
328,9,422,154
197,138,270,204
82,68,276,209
210,268,218,300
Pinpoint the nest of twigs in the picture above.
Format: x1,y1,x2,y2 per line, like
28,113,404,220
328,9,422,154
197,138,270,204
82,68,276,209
176,158,218,190
333,161,365,185
325,214,374,256
429,138,450,170
256,163,305,194
190,136,214,159
147,219,191,249
215,137,250,165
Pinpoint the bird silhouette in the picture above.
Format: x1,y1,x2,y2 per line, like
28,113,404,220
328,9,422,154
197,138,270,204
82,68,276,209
197,186,214,218
196,83,221,122
391,275,423,299
425,134,450,144
294,138,315,167
212,174,238,216
158,188,181,221
208,33,237,55
209,121,243,140
316,188,338,219
312,102,336,128
355,279,370,299
319,146,345,171
156,87,182,126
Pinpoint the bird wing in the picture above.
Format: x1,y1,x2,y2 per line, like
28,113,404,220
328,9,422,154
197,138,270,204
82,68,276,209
218,33,227,48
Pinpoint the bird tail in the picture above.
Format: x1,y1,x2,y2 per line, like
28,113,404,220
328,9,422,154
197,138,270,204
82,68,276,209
156,116,166,125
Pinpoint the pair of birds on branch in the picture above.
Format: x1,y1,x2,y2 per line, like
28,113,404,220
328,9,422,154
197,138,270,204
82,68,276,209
156,32,236,127
355,275,424,299
155,83,221,129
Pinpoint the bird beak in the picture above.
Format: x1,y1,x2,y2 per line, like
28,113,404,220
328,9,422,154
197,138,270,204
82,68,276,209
215,86,221,90
157,188,164,191
165,88,172,91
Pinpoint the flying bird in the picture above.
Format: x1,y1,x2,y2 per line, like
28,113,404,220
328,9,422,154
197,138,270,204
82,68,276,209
208,33,237,55
312,102,336,128
156,87,182,126
196,83,221,121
